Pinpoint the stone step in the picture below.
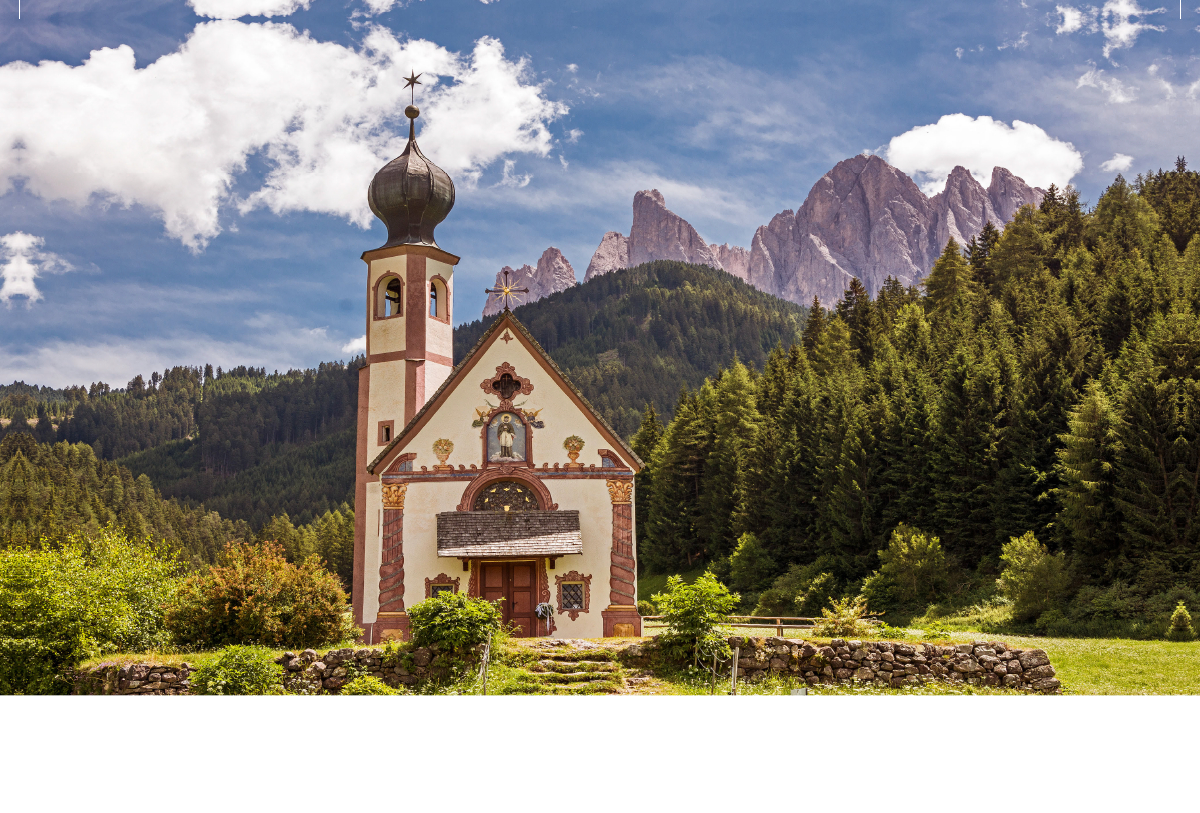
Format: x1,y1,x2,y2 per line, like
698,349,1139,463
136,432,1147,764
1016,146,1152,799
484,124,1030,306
535,671,621,684
532,659,619,674
547,679,623,695
536,652,615,663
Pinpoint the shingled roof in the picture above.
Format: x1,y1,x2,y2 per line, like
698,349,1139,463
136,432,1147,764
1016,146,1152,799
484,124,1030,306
367,310,643,474
437,510,583,558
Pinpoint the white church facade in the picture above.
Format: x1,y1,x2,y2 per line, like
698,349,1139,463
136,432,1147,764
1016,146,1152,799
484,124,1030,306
350,100,642,641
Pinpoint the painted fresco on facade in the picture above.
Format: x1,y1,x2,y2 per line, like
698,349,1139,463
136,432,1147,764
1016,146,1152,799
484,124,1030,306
487,412,526,461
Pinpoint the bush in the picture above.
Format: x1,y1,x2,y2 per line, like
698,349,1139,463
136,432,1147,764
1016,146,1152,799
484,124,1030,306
728,533,777,593
637,599,656,617
407,591,502,652
651,571,739,665
997,532,1070,624
0,526,182,693
341,675,401,695
753,562,835,617
863,525,948,609
1167,601,1195,641
190,645,284,695
810,595,878,638
165,541,361,650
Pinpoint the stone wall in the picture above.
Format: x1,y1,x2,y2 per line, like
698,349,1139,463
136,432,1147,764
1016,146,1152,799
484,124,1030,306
69,644,471,695
728,636,1061,694
70,663,195,695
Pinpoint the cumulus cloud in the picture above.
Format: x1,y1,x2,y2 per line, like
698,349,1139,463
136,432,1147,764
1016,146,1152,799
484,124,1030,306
189,0,311,18
1100,153,1135,172
0,22,567,250
885,114,1084,195
0,233,73,305
1053,2,1166,58
342,335,367,355
1077,63,1138,102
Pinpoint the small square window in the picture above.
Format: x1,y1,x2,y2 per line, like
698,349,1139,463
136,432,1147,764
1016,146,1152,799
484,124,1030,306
431,584,454,597
561,583,584,610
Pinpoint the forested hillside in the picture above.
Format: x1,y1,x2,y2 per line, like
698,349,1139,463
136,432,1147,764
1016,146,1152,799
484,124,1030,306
455,261,808,436
635,163,1200,635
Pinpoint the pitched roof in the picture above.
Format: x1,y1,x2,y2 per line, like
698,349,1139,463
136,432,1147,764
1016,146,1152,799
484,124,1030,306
437,510,583,558
367,310,643,474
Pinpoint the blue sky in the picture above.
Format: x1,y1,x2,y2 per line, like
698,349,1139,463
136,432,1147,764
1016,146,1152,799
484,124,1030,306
2,0,1199,387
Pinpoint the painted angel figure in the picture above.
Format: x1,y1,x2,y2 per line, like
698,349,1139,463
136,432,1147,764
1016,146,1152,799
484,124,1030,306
497,414,516,458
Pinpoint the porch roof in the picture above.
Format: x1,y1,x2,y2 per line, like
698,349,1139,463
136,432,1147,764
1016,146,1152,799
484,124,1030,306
436,510,583,558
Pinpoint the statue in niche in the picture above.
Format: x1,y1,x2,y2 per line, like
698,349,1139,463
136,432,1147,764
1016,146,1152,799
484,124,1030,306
487,411,526,462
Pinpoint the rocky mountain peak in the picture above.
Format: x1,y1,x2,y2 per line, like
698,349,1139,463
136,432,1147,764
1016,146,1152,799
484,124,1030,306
628,189,718,269
482,246,577,317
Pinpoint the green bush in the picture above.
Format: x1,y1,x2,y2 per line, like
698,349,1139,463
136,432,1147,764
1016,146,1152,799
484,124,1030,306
753,563,835,617
636,599,656,617
728,533,777,593
1167,601,1195,641
997,532,1070,624
190,645,284,695
810,595,878,638
341,675,401,695
0,526,182,693
165,541,361,650
862,525,948,609
407,591,502,652
651,571,739,665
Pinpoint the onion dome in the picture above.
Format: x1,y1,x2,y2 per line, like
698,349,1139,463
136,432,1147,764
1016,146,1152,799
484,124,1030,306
367,105,455,249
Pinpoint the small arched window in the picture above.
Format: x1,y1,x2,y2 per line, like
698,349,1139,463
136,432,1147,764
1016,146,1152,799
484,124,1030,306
429,282,438,317
428,277,448,320
377,276,403,318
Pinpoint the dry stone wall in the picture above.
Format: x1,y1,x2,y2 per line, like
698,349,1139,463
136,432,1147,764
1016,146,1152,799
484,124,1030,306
729,636,1061,693
69,644,471,695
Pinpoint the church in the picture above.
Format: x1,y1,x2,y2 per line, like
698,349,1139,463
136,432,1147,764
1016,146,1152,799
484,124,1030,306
350,96,642,642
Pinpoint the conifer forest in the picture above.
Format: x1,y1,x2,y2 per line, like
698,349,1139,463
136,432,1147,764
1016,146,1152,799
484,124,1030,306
2,162,1199,635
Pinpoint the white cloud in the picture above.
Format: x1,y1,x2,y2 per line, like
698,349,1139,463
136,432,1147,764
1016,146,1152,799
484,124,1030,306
1100,153,1135,172
0,22,567,250
189,0,311,18
955,47,964,59
1100,0,1166,57
566,128,583,143
885,114,1084,195
341,335,367,355
358,0,403,14
999,32,1029,50
1056,5,1089,33
1077,63,1138,102
1054,2,1166,57
495,159,532,188
0,233,73,305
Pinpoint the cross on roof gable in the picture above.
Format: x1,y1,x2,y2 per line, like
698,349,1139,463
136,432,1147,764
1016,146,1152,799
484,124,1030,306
366,311,643,474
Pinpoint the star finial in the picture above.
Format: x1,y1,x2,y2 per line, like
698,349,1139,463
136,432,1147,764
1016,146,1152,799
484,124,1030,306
484,268,531,312
404,71,422,104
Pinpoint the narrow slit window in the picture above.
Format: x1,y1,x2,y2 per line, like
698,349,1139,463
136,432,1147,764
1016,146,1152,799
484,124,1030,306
429,283,438,317
383,426,391,442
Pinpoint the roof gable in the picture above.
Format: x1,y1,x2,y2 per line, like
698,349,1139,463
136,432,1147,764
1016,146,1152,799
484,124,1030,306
367,311,643,474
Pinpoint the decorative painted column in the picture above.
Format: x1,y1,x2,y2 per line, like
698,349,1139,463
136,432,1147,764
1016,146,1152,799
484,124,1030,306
376,483,410,641
602,479,642,637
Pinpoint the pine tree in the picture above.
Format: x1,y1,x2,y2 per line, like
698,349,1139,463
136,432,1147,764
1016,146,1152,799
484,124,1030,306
802,297,827,353
631,404,664,559
924,238,979,320
1056,381,1121,574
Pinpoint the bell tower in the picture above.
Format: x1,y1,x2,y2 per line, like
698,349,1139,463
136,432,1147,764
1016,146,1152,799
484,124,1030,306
353,85,457,631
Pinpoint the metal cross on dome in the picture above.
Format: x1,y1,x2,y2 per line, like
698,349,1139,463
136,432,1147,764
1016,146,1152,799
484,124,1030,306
484,268,529,312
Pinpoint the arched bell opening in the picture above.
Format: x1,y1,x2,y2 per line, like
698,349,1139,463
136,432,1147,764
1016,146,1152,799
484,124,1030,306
375,275,403,319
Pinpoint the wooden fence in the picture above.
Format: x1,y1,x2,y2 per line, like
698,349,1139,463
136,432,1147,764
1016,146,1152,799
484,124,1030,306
641,615,818,637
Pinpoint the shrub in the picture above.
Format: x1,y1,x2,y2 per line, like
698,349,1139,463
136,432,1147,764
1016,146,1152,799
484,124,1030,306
0,526,182,693
190,646,284,695
341,675,401,695
810,595,878,638
753,563,835,617
863,525,948,609
997,532,1070,623
728,533,777,593
651,571,739,665
637,599,656,617
166,541,361,650
407,591,502,652
1167,601,1195,641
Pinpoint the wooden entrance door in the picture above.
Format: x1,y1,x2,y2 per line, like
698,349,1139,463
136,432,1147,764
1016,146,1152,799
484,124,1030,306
481,561,539,637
